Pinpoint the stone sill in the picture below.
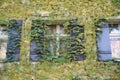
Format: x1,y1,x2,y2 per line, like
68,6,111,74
106,16,120,24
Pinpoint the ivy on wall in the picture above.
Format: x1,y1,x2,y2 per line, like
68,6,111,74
69,19,85,61
30,20,44,61
6,20,22,61
0,1,118,60
30,19,85,62
0,0,120,80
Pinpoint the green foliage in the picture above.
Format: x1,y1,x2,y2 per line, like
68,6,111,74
112,0,120,7
5,20,22,61
0,0,120,80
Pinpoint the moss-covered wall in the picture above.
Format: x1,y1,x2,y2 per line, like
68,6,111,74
0,0,120,80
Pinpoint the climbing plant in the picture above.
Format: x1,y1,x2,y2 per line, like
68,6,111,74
6,20,22,61
30,19,85,62
0,0,120,80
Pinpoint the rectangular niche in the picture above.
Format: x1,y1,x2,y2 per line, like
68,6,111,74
6,20,22,62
